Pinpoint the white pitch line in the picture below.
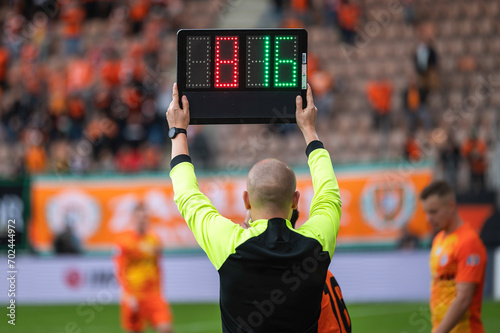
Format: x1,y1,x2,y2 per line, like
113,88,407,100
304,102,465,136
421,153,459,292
350,307,427,318
173,307,428,331
175,320,221,332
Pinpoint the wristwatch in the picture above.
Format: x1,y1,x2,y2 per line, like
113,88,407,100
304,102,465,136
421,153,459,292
168,127,187,139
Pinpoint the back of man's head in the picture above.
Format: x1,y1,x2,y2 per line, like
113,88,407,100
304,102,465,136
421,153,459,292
247,159,296,211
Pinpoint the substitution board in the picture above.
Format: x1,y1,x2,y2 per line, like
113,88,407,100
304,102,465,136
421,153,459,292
177,29,308,124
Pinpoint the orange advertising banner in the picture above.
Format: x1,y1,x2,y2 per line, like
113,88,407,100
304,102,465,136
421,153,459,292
30,166,434,251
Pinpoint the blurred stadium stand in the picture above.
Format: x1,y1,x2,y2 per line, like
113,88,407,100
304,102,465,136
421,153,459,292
0,0,498,196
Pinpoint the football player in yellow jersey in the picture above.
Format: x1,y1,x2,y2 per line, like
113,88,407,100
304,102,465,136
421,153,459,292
114,203,173,333
420,181,486,333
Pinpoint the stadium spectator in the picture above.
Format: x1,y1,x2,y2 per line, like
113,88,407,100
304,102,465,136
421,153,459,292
281,13,306,29
3,11,25,58
461,129,487,193
290,0,311,25
108,5,129,39
414,23,439,95
404,132,421,162
168,83,342,332
46,61,68,118
114,203,173,333
439,133,461,191
458,56,477,73
323,0,340,27
19,43,43,116
115,145,144,173
129,0,151,35
402,76,432,132
271,0,286,20
97,148,116,172
49,139,70,174
0,45,9,89
420,181,487,333
84,0,114,20
66,53,94,97
187,126,212,170
366,77,393,134
24,128,47,174
337,0,360,45
402,0,416,25
61,1,86,56
309,65,335,118
141,144,163,171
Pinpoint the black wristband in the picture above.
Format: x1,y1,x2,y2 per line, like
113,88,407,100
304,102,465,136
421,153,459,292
170,154,192,169
305,140,324,157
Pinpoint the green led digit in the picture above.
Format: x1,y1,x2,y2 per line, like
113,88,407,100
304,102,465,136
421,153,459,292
274,36,298,87
246,36,270,88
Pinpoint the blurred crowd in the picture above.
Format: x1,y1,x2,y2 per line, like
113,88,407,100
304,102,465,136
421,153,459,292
0,0,499,194
270,0,499,194
0,0,198,176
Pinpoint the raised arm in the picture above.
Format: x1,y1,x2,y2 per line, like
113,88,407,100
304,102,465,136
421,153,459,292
167,83,239,269
296,85,342,258
167,83,190,159
295,84,320,145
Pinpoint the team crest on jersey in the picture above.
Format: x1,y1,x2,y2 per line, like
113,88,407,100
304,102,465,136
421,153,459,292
361,179,416,231
466,254,480,266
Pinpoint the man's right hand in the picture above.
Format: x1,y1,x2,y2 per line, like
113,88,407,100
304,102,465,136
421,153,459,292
296,84,319,145
167,82,190,159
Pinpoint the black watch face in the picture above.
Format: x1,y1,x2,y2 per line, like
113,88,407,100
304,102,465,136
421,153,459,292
168,127,176,138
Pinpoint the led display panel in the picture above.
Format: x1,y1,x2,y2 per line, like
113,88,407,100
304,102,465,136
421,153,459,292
177,29,308,124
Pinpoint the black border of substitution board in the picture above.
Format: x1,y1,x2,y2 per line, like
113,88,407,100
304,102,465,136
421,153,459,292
177,29,308,124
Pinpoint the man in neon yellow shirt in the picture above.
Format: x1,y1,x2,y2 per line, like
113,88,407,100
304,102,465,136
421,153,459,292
167,83,342,332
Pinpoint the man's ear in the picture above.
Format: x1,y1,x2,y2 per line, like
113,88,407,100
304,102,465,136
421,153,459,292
243,191,251,210
292,191,300,210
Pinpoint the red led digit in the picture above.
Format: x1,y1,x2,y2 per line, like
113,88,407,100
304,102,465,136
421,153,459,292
215,36,239,88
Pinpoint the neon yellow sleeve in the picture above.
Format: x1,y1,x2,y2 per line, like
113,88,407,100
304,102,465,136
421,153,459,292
296,148,342,258
170,162,253,269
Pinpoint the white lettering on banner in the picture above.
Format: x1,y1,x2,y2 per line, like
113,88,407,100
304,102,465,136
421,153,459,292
108,190,181,233
46,190,101,240
339,189,352,226
108,193,139,232
144,190,176,219
153,225,197,246
204,184,229,214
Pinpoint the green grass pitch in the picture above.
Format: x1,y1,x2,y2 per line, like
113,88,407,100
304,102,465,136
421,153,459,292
3,301,499,332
